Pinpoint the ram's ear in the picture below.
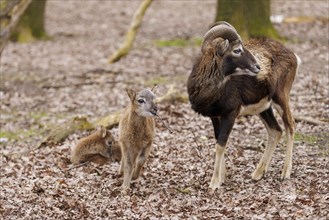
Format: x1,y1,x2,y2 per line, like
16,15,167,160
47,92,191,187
216,39,229,56
126,89,136,102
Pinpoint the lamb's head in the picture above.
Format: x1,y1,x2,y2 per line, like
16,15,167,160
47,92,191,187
126,88,158,117
95,125,115,147
201,21,260,75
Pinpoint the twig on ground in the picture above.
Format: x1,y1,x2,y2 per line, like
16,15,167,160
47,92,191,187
66,161,90,172
191,130,202,158
294,115,325,125
243,146,264,153
156,115,173,133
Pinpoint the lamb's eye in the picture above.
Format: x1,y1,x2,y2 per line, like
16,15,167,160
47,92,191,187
233,49,242,54
138,99,145,104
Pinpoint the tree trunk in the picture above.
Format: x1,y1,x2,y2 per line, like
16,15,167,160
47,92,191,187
215,0,280,39
0,0,32,54
10,0,47,42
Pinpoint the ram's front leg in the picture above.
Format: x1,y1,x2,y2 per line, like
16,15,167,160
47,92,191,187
210,143,226,191
252,108,282,180
209,115,236,191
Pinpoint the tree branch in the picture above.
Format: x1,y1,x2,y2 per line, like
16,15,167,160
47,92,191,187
294,115,325,126
0,0,32,54
108,0,153,63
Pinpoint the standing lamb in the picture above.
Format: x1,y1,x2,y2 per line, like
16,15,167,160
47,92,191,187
119,88,157,194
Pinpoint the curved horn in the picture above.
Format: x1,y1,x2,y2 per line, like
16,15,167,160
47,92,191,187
209,21,237,32
201,21,241,54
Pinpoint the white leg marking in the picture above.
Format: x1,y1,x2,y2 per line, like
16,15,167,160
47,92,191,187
294,53,302,67
209,144,226,191
282,131,293,179
252,127,281,180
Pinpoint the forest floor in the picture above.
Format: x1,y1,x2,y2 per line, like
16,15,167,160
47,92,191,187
0,0,328,219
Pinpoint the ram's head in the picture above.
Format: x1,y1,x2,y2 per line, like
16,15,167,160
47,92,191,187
201,21,260,75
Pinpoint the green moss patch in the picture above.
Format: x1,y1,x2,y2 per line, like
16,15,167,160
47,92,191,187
294,132,319,144
0,128,45,142
145,76,170,86
29,111,48,120
294,132,329,156
154,37,202,48
0,131,18,141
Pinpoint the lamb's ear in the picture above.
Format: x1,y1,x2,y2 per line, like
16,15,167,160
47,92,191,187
95,126,106,138
100,126,107,138
151,84,157,93
126,89,136,102
95,126,102,133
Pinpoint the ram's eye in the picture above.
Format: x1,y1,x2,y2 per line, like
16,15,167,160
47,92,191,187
138,99,145,104
233,49,242,54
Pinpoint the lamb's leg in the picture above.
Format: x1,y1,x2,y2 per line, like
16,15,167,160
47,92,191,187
132,145,152,180
209,115,235,191
121,148,137,194
252,108,282,180
85,154,108,165
99,147,111,159
118,143,124,176
119,157,124,176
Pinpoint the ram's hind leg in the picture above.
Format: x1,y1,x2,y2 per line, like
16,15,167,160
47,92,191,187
273,53,298,179
252,107,282,180
278,103,295,179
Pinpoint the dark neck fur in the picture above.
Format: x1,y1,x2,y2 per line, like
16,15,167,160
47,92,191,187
220,57,237,76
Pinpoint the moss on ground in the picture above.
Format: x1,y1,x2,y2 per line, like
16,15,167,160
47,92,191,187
294,132,329,156
154,37,202,48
